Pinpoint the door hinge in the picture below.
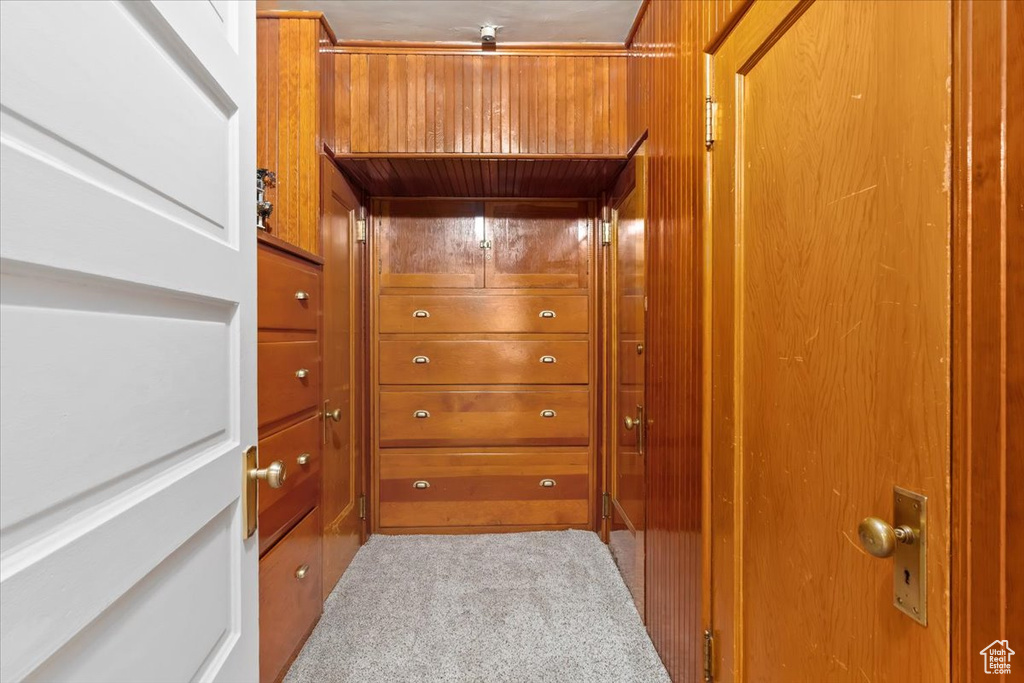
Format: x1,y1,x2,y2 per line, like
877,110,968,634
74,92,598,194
358,493,367,520
355,206,367,243
378,255,382,274
602,492,611,519
705,97,716,150
600,217,612,246
703,630,714,682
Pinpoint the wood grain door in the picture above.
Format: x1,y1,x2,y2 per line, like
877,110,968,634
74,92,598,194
0,1,258,680
485,201,591,288
708,1,951,680
608,146,647,616
321,157,364,600
377,199,484,289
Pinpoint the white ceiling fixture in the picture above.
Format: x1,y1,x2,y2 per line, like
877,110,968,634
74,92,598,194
257,0,644,44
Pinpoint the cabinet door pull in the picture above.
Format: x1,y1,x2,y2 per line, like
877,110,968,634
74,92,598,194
539,310,556,318
540,410,557,418
539,355,557,364
412,356,430,364
296,453,311,466
295,368,309,379
295,564,309,580
413,410,430,419
294,291,309,301
413,309,430,318
539,479,557,488
413,480,431,489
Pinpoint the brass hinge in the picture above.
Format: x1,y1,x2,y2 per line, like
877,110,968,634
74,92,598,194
355,211,367,244
358,493,367,520
600,218,612,246
705,97,716,150
602,492,611,519
703,630,714,682
378,255,382,274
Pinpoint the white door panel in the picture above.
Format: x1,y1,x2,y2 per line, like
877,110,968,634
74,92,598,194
0,1,257,681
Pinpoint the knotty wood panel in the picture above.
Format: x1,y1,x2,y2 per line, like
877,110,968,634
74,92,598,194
331,52,627,156
257,16,321,255
952,1,1024,680
625,1,737,680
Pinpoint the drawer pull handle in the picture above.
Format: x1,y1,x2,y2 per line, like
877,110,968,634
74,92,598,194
296,453,311,466
540,356,557,364
540,410,557,418
539,310,556,318
295,564,309,580
413,410,431,419
412,356,430,364
294,291,310,301
413,309,430,318
540,479,557,488
413,480,431,489
295,368,309,379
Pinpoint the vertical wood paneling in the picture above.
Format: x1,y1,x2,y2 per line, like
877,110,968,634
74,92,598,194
257,17,322,256
332,52,627,156
626,2,735,680
953,1,1024,680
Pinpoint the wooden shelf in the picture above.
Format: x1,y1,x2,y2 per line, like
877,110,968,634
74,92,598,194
334,154,626,198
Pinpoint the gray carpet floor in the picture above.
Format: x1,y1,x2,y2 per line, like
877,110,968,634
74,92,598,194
284,530,670,683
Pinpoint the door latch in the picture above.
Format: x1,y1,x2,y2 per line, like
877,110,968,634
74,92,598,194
256,168,276,231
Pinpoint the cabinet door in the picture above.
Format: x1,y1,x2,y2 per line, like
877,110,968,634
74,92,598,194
377,199,484,288
485,200,591,289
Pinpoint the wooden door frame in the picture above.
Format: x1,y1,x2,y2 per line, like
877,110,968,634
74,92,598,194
701,1,1022,681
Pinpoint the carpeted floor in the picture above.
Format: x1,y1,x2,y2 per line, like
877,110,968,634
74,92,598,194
284,530,670,683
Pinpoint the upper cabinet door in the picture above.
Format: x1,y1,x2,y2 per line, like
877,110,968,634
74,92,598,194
378,200,485,288
485,201,591,289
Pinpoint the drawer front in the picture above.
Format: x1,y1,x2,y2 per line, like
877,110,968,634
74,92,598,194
379,390,589,447
258,341,320,427
258,246,320,332
379,340,588,385
378,449,589,528
258,416,321,555
259,507,322,683
379,295,588,334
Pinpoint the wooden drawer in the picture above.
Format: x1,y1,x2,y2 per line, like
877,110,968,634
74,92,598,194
378,449,589,528
259,507,322,683
258,341,320,427
379,340,588,385
379,389,589,447
258,245,320,332
258,416,321,555
379,295,588,334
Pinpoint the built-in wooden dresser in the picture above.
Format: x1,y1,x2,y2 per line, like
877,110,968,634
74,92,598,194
372,199,597,533
256,236,323,683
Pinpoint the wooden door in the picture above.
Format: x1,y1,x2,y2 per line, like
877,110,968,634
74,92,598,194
607,147,647,616
377,199,484,289
485,201,591,288
708,1,951,680
0,1,258,680
321,158,365,600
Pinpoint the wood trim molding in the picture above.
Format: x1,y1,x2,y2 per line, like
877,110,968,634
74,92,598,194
335,152,628,161
624,0,651,48
703,0,754,54
327,41,627,57
256,9,337,44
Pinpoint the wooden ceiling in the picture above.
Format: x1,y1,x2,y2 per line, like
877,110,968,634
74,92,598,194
333,154,626,197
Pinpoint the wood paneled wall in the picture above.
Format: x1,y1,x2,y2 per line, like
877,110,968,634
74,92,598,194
626,1,740,680
257,16,328,255
952,1,1024,680
329,51,628,156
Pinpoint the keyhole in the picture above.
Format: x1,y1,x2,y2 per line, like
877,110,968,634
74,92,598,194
904,569,911,585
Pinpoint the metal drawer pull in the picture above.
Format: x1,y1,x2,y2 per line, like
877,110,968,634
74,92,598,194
539,310,556,318
294,291,309,301
412,356,430,364
413,410,430,419
295,564,309,580
540,410,557,418
296,453,311,466
540,355,557,364
539,479,557,488
413,480,431,489
413,310,430,318
295,368,309,379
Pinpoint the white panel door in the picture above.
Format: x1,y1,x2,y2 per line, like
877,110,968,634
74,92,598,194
0,1,257,681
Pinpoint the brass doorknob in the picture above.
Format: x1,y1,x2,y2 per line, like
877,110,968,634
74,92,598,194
624,415,638,430
857,516,915,558
326,408,342,422
249,460,286,489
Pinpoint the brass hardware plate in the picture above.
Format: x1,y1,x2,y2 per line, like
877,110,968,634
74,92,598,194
243,445,258,539
893,486,927,625
602,492,610,519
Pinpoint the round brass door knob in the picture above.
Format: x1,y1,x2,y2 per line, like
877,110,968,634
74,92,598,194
624,416,638,430
857,516,915,558
249,460,286,489
326,408,342,422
